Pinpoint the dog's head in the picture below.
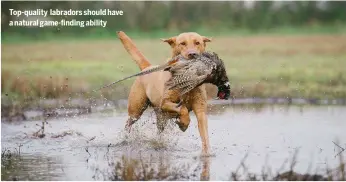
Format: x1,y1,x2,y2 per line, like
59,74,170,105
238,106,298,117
161,32,212,59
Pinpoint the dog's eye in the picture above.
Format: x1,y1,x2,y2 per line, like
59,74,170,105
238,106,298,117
195,42,200,45
180,42,186,46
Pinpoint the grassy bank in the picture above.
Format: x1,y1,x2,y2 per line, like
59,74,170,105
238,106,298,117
2,33,346,107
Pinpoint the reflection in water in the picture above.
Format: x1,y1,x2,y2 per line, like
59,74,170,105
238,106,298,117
106,153,211,180
1,104,346,180
0,132,213,180
200,157,210,181
1,153,63,181
100,137,212,181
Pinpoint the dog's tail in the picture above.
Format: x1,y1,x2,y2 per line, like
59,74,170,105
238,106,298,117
117,31,151,71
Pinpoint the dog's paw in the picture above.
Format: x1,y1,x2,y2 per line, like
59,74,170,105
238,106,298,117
124,124,132,133
175,121,188,132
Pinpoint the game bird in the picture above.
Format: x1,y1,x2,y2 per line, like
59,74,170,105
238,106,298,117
95,52,231,104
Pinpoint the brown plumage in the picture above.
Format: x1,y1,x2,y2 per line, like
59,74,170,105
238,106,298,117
94,52,231,102
165,52,230,99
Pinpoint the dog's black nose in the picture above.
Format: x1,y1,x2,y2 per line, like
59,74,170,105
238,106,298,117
187,52,198,59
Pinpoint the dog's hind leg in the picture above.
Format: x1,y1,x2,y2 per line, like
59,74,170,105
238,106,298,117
125,78,149,132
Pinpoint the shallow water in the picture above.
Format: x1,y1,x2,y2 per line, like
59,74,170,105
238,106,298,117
1,104,346,180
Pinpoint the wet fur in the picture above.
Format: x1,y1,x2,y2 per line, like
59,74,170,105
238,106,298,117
117,31,212,155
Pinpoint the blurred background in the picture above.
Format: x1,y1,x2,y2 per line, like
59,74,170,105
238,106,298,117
2,2,346,181
1,1,346,117
2,1,346,39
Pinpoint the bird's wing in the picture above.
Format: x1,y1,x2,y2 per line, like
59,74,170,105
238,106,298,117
169,61,190,72
176,75,209,96
166,61,212,95
165,62,195,86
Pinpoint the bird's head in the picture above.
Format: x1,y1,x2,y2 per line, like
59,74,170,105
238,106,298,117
217,81,231,100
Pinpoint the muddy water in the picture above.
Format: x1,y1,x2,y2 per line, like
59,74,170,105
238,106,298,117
1,104,346,180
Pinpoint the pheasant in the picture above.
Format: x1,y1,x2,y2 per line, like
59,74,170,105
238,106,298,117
164,52,231,103
94,52,231,104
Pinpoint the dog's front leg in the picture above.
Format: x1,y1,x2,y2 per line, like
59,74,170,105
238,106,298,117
193,103,210,156
191,88,210,156
160,89,191,131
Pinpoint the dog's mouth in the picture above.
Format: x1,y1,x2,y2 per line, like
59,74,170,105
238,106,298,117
185,51,201,60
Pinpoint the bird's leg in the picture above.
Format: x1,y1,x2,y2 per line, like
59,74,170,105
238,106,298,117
175,94,185,108
176,100,183,108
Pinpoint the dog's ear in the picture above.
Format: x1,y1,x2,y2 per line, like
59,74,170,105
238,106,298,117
161,36,177,46
202,36,212,43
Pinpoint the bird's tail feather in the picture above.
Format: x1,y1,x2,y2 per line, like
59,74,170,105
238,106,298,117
93,56,181,92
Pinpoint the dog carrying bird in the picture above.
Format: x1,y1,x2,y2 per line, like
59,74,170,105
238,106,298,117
95,52,231,103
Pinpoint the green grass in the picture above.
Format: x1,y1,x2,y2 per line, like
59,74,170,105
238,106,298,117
2,25,346,44
2,33,346,104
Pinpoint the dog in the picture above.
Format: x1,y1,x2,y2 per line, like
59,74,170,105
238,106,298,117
117,31,213,155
